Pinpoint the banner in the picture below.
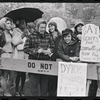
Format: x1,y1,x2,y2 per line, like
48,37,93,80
0,58,57,76
57,62,87,96
80,24,100,62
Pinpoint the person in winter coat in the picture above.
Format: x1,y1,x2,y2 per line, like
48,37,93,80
48,22,61,96
24,18,55,96
48,21,62,61
73,21,98,96
73,21,84,42
57,28,80,62
0,17,14,96
12,20,28,96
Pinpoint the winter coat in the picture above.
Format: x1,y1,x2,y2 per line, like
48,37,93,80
57,38,80,62
73,21,84,41
24,31,55,60
50,31,62,61
12,28,28,59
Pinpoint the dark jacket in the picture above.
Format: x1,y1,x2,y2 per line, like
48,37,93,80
50,31,62,61
57,37,80,62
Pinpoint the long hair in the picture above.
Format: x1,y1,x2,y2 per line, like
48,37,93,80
0,17,13,30
48,21,61,36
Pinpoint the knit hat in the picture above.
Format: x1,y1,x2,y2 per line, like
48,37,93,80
48,22,57,29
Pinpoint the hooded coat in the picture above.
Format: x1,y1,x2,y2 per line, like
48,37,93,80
73,21,84,41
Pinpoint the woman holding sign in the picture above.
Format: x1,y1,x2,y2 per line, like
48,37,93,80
57,28,80,62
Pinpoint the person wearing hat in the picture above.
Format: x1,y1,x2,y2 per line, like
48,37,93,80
24,18,55,96
57,28,80,62
48,22,61,96
73,21,84,41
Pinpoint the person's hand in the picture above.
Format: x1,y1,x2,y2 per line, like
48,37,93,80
77,34,82,41
43,48,51,55
37,48,43,54
70,57,79,61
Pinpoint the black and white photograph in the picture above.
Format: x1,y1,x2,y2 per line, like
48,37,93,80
0,2,100,97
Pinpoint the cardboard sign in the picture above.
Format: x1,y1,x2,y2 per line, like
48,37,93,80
0,58,57,76
80,24,100,62
57,62,87,96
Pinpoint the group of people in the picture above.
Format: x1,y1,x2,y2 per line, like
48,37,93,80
0,16,97,96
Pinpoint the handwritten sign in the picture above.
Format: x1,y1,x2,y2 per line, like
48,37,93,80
57,62,87,96
80,24,100,62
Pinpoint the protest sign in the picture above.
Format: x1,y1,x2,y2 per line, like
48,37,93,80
57,62,87,96
80,24,100,62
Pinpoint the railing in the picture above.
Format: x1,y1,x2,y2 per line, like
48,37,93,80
0,57,99,80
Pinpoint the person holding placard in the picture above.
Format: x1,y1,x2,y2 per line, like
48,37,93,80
57,28,80,62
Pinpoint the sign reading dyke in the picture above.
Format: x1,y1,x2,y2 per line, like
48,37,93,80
57,62,87,96
80,24,100,62
0,58,57,76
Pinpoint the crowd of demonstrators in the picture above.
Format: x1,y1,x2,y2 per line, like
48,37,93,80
0,16,98,96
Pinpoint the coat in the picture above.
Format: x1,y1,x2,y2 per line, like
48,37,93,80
49,31,62,61
57,38,80,62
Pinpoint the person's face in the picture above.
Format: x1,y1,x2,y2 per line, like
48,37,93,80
77,25,83,33
64,33,72,43
38,23,46,35
49,25,55,33
5,20,12,30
